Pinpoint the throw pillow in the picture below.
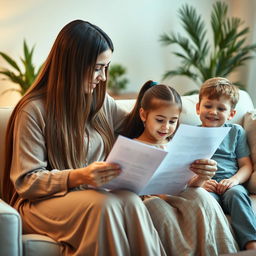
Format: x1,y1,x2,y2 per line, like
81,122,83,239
243,110,256,194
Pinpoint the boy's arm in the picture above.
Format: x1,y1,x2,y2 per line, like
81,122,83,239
216,156,253,194
232,156,253,184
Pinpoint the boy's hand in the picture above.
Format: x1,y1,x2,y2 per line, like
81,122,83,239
202,179,218,192
216,177,239,194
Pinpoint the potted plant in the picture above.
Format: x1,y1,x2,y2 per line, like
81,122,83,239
107,63,129,95
160,1,256,95
0,39,43,95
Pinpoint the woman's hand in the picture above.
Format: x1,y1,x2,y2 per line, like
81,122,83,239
189,159,217,181
68,162,121,188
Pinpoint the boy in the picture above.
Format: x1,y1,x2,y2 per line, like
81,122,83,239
196,77,256,251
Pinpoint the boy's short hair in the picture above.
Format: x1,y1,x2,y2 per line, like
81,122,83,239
199,77,239,109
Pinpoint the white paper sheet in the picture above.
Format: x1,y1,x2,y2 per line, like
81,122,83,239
140,124,231,195
103,124,231,195
103,136,168,193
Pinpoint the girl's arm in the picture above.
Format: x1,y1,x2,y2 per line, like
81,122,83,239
188,175,206,187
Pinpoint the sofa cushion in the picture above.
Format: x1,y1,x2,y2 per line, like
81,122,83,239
179,90,254,126
22,234,61,256
0,199,22,256
251,195,256,213
243,110,256,194
115,90,254,126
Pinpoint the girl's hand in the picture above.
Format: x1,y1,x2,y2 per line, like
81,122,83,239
69,162,121,188
216,177,239,194
202,179,218,192
189,159,217,180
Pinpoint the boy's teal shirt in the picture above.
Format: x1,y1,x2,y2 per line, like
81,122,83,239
211,123,250,182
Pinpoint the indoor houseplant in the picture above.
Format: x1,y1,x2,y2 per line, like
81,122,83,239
160,1,256,94
107,63,129,95
0,40,42,95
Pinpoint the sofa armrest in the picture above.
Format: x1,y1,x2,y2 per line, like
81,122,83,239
0,199,22,256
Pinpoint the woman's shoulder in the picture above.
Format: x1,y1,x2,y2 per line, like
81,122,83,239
19,98,46,123
103,93,127,117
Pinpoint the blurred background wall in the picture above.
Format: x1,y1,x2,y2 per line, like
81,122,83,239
1,0,255,106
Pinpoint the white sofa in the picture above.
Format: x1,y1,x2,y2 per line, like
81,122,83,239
0,90,256,255
0,108,61,256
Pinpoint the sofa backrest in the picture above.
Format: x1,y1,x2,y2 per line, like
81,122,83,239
0,90,254,198
116,90,254,126
0,107,13,198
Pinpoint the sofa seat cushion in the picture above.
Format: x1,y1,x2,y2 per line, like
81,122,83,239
0,199,22,256
22,234,61,256
251,195,256,213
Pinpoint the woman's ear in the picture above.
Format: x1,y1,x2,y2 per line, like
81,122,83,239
139,108,147,122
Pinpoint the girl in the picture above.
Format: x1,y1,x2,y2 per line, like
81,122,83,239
122,80,215,185
121,80,239,255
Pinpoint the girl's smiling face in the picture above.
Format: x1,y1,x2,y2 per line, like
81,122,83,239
139,99,180,145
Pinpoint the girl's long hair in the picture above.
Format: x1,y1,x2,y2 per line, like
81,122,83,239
121,80,182,139
2,20,115,203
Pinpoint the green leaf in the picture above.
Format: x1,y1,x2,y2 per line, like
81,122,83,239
0,39,42,95
0,70,25,87
211,1,227,48
178,4,208,52
0,52,22,72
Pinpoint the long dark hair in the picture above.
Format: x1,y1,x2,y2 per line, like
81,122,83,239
121,80,182,139
3,20,114,203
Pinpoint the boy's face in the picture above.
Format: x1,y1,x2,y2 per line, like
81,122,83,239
196,96,236,127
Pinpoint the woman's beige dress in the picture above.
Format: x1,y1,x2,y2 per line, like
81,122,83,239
10,95,238,255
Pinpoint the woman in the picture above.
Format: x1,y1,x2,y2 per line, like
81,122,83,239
2,20,237,255
2,20,165,256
